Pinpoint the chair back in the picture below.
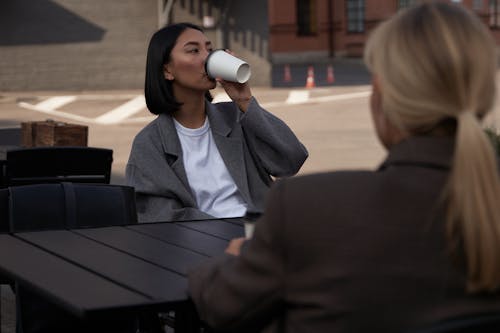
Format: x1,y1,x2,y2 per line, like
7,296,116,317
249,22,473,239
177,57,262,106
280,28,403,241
0,188,9,232
3,182,138,333
408,313,500,333
7,183,137,232
5,146,113,186
0,127,22,187
0,127,21,146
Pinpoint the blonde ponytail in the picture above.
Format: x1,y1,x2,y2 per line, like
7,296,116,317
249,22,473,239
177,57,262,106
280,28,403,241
446,111,500,292
365,2,500,292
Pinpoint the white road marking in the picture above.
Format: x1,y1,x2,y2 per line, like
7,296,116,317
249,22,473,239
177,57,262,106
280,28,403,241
285,90,310,104
122,116,156,123
17,90,371,125
17,101,95,123
76,94,140,100
261,90,370,109
312,91,371,103
94,95,146,124
34,96,76,110
18,95,147,125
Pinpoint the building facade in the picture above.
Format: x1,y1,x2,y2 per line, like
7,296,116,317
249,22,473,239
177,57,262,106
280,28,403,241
269,0,498,61
171,0,500,86
0,0,158,91
0,0,498,91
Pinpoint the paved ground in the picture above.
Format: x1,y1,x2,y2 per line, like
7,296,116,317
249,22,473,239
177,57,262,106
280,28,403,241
0,84,386,185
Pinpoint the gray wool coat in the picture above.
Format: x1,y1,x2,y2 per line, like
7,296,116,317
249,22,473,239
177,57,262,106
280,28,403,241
126,97,308,223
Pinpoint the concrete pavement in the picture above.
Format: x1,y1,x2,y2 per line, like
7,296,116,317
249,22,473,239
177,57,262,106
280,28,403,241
0,83,384,184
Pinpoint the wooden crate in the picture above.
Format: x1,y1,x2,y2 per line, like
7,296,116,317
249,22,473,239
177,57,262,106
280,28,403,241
21,120,88,147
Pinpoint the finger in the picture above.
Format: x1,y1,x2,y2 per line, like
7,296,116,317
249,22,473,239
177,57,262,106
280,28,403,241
224,49,236,57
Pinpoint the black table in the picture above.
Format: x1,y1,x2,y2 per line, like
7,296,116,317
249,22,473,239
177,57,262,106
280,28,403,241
0,218,244,329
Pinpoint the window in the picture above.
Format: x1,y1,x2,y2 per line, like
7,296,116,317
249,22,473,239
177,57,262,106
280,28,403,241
398,0,417,9
491,0,500,27
297,0,317,36
346,0,365,33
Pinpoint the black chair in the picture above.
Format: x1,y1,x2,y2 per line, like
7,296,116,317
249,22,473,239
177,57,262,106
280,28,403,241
0,188,9,233
0,183,139,333
0,127,21,146
0,146,113,332
8,182,137,231
0,127,22,189
2,183,162,333
0,188,10,333
407,313,500,333
0,147,114,330
4,146,113,187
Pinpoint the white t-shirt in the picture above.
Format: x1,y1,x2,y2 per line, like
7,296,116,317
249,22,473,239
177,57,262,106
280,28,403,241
174,117,247,218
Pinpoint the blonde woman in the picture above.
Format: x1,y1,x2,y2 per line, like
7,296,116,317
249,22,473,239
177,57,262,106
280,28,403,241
188,2,500,332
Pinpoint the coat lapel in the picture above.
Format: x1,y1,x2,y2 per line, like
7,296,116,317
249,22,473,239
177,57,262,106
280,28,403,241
156,113,197,206
206,102,252,204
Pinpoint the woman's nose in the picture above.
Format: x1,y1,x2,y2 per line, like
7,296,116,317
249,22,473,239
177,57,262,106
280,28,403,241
202,49,212,61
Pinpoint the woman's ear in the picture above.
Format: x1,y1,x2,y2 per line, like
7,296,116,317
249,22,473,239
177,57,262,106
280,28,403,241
370,75,407,149
370,76,383,117
163,64,174,81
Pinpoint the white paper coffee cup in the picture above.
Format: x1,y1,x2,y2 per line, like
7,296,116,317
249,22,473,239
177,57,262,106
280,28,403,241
244,222,255,239
205,50,251,83
243,211,261,239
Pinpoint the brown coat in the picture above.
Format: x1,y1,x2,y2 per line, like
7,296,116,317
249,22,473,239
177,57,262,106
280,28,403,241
188,136,500,333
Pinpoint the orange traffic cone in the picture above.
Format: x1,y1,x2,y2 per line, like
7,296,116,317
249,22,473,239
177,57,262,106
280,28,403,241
283,64,292,83
327,65,335,84
305,66,315,88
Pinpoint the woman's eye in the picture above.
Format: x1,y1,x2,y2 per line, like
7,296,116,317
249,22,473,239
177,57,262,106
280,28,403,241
188,48,199,53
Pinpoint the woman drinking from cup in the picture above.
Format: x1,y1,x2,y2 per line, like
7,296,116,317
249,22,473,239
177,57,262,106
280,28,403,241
126,23,308,223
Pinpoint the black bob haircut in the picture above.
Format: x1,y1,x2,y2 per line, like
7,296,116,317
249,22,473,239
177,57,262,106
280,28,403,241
145,22,213,115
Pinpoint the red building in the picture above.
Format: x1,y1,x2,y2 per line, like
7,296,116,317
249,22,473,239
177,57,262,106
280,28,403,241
269,0,499,62
170,0,500,86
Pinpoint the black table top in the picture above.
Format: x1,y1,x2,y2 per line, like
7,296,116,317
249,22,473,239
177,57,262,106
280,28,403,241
0,218,244,318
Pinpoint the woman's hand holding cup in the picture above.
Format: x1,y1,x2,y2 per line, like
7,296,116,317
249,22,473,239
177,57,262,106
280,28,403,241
205,49,253,112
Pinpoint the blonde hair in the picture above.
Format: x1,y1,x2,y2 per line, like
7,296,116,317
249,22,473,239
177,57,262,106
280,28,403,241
364,1,500,292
